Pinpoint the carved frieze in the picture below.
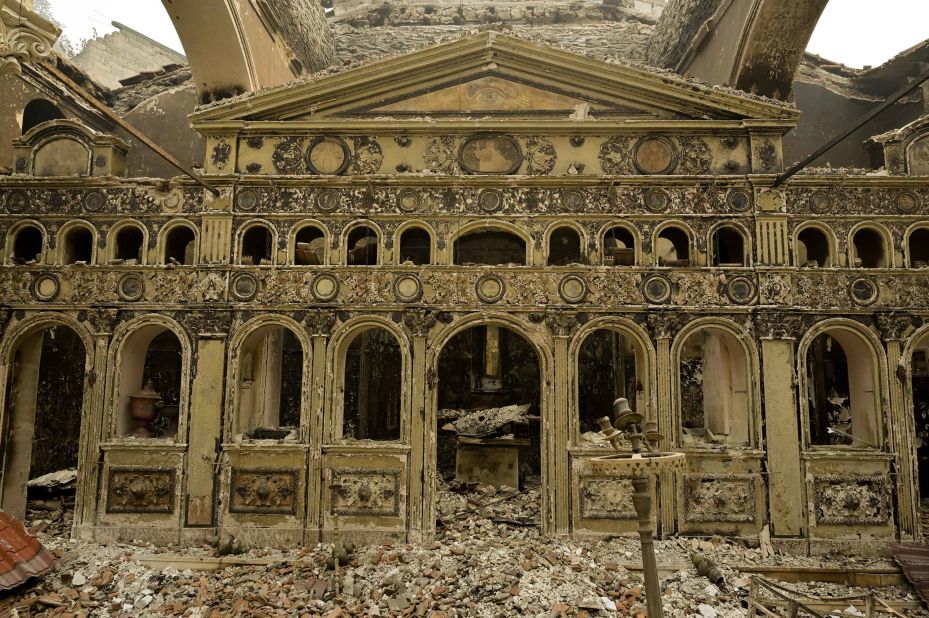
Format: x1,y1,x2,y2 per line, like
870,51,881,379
812,475,892,527
788,186,929,216
329,468,401,517
0,186,201,215
577,475,637,520
106,467,175,514
230,468,298,515
683,474,757,524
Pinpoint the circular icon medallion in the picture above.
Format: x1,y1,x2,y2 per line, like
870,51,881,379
311,273,340,302
562,189,585,210
305,137,352,175
642,275,672,304
725,276,757,305
83,190,106,213
230,273,259,302
558,275,588,304
393,274,423,303
6,190,30,214
31,273,60,302
458,135,523,175
849,278,879,307
475,274,506,304
477,189,504,213
897,191,920,214
117,273,145,302
633,137,677,175
237,189,259,212
315,189,341,213
809,190,832,214
727,189,753,213
643,188,670,213
397,189,421,213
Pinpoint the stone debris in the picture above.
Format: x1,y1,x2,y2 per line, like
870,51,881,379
442,403,532,437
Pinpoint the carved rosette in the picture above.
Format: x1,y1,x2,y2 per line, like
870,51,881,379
106,467,175,514
0,0,60,76
812,475,892,527
578,476,637,520
230,468,298,515
329,468,401,517
683,474,757,524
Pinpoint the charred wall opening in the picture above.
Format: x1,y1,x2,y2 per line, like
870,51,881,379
577,329,644,438
164,225,196,265
454,230,526,266
235,326,303,440
342,328,401,440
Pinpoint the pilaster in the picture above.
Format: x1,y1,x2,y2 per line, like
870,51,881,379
403,309,435,543
647,312,678,538
304,310,336,541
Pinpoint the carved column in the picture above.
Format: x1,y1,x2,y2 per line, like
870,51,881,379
546,311,578,535
878,313,918,539
0,0,59,76
403,310,436,542
647,312,679,538
304,311,336,542
756,313,805,537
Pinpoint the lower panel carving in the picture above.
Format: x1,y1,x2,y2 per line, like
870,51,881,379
683,474,757,524
230,468,299,515
812,475,892,526
106,466,175,514
329,468,401,517
578,475,637,520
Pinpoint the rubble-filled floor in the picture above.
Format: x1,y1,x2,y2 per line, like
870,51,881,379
2,484,928,617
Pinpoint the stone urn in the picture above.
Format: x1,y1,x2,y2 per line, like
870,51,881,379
128,384,161,437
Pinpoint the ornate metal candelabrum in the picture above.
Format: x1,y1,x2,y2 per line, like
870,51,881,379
589,398,685,618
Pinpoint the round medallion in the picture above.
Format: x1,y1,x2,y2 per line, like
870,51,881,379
272,138,305,174
6,190,29,214
558,275,588,304
458,135,523,175
83,190,106,213
642,275,672,304
231,273,259,302
725,276,757,305
237,189,259,212
475,274,506,304
315,189,341,213
809,190,832,214
305,137,352,176
397,189,421,213
31,273,60,302
393,274,423,303
311,273,340,302
643,188,670,213
117,273,145,302
897,191,920,214
727,189,753,213
633,137,677,175
562,189,585,210
849,277,878,307
477,189,504,213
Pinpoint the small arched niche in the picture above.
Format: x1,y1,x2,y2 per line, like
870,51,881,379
164,225,196,265
346,225,379,266
909,228,929,268
10,225,43,264
577,328,646,440
656,226,690,267
398,227,431,265
115,326,184,439
852,228,888,268
22,99,65,135
454,229,526,266
679,328,750,446
341,327,402,441
112,225,144,264
711,226,747,267
805,330,879,448
602,226,636,266
294,225,326,265
240,224,273,266
61,225,94,265
234,325,304,440
797,227,831,267
547,226,583,266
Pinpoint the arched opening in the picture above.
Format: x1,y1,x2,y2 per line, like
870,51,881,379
909,229,929,268
294,225,326,266
679,328,751,446
852,228,887,268
233,325,304,440
712,226,747,267
436,325,542,524
805,331,878,448
910,337,929,511
2,325,86,521
547,227,583,266
164,225,196,265
240,225,273,265
115,326,183,439
453,230,526,266
398,227,431,265
577,328,646,442
346,225,378,266
21,99,64,134
797,227,831,267
10,226,43,264
341,327,401,440
656,227,690,267
61,226,93,265
113,225,144,264
603,226,636,266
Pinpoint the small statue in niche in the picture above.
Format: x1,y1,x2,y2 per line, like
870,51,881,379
128,383,161,438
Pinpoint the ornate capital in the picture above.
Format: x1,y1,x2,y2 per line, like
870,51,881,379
876,312,913,342
0,0,60,76
179,310,233,339
754,312,804,341
646,311,685,340
544,311,580,338
402,309,437,338
304,310,337,337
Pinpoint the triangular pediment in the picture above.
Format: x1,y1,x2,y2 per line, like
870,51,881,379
190,33,798,125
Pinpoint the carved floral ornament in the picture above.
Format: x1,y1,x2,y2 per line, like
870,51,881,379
0,0,59,76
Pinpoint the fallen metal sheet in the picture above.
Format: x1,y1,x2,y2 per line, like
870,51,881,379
27,469,77,492
890,542,929,608
0,511,55,591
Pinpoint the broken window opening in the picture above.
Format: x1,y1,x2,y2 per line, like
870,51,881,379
2,325,85,519
712,226,746,267
852,228,887,268
113,225,144,264
577,329,645,442
11,225,43,264
164,225,196,265
806,332,878,448
22,99,64,135
399,227,431,265
346,225,378,266
797,227,831,267
436,325,541,495
911,346,929,501
61,226,93,265
294,225,325,265
656,227,690,267
116,326,183,439
909,229,929,268
235,326,303,440
602,226,636,266
679,328,750,447
454,230,526,266
547,227,583,266
240,225,273,266
342,328,402,441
